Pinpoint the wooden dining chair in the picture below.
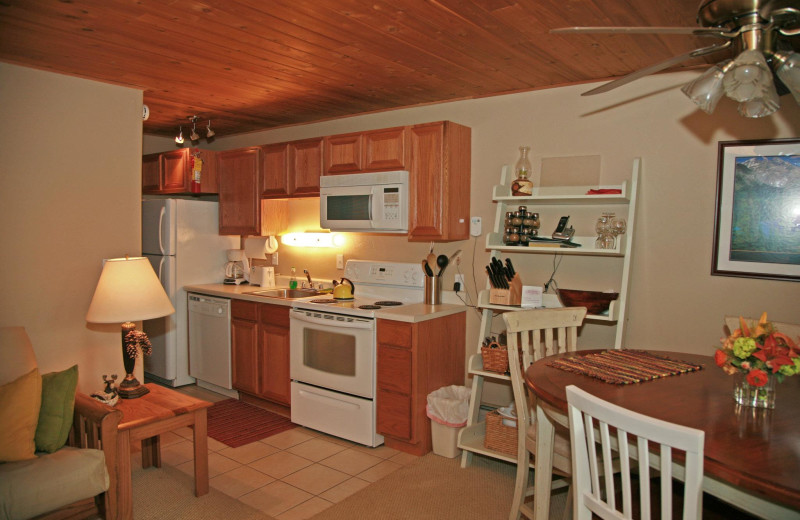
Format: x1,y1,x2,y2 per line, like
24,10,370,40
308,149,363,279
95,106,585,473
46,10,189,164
503,307,587,520
566,385,705,520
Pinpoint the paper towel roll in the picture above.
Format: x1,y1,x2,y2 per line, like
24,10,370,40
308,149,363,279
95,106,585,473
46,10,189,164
244,236,278,258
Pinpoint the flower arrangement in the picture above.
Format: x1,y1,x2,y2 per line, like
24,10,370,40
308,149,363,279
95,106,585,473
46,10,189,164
125,329,152,359
715,312,800,387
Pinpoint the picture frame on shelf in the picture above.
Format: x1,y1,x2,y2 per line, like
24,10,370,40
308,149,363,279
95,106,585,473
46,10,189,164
712,138,800,282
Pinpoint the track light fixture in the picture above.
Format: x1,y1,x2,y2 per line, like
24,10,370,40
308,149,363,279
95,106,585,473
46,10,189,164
189,116,200,142
177,115,217,143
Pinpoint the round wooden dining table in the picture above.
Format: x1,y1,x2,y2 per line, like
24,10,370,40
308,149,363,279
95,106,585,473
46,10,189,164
525,350,800,520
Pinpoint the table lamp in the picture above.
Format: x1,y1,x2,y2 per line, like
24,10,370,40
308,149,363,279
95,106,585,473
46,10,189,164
86,256,175,399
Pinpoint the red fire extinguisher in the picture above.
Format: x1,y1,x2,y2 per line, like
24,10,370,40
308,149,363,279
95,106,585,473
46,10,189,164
191,149,202,193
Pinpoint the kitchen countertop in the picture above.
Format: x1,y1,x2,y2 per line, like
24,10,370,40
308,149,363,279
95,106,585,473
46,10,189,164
184,283,466,323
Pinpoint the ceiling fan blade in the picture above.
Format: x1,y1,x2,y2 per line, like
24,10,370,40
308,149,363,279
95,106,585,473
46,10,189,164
551,26,738,38
581,41,732,96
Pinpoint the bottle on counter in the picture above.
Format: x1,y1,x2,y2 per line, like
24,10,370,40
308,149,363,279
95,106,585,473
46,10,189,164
289,267,298,289
511,146,534,197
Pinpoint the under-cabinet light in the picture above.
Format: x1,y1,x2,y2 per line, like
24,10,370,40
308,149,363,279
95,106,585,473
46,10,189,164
281,232,345,248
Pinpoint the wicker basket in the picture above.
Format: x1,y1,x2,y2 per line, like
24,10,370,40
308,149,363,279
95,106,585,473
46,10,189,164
484,409,518,456
481,344,509,373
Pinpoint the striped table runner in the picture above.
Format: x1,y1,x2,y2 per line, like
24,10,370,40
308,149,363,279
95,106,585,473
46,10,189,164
547,349,703,384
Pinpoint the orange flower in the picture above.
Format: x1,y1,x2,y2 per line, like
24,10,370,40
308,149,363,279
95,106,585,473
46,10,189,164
746,369,769,387
714,349,728,367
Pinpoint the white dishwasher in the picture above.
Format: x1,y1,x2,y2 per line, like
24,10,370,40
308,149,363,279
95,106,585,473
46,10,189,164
187,293,238,398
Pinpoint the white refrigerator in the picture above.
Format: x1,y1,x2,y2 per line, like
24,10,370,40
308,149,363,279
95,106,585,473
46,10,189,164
141,199,238,386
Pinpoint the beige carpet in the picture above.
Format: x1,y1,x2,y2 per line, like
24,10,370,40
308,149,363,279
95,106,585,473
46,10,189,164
310,453,568,520
131,465,276,520
130,454,567,520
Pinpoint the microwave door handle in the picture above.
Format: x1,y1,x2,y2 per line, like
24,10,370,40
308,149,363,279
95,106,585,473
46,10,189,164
369,192,374,221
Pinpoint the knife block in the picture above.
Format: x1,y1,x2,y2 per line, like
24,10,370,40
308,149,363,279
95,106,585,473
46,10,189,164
489,274,522,306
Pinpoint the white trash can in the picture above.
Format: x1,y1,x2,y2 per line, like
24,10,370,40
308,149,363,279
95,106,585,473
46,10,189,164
426,385,470,458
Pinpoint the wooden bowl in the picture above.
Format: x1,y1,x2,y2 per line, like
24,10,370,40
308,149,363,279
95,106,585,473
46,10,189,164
557,289,618,315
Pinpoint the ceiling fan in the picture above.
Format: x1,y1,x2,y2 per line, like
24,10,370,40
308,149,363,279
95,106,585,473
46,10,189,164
552,0,800,117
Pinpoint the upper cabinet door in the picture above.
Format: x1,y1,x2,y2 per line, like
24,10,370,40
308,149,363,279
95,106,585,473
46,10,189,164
260,143,290,198
142,153,160,193
363,127,408,172
408,122,471,242
289,137,323,196
160,149,190,193
324,133,363,174
218,147,261,235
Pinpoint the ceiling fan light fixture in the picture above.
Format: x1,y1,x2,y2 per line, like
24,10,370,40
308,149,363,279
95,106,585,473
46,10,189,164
722,50,774,102
774,51,800,103
206,120,215,139
681,60,732,114
737,82,780,117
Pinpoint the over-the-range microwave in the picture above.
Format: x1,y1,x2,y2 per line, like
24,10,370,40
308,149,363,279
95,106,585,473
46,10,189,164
320,170,408,233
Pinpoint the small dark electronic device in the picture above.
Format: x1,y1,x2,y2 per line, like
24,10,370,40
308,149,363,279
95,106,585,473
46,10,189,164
551,216,575,241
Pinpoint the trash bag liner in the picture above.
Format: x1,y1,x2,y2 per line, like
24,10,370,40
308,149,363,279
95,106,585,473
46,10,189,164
426,385,470,427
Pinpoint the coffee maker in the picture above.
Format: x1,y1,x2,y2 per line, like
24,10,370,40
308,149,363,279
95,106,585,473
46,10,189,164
224,249,249,285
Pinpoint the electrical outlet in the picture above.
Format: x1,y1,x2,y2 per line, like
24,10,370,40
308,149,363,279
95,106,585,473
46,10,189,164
336,254,344,269
454,274,465,288
272,252,279,265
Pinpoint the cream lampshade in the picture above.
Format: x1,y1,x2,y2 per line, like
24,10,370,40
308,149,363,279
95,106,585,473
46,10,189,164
86,256,174,398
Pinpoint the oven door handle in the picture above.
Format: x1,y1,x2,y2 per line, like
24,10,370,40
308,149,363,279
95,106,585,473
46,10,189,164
290,309,374,330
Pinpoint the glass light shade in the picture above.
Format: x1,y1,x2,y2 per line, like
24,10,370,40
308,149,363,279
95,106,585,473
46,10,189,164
281,232,344,248
775,51,800,103
190,128,200,141
175,128,184,144
86,257,175,323
681,60,732,114
722,50,774,102
737,81,780,118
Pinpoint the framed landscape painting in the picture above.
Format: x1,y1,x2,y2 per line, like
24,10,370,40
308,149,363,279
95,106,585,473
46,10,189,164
712,138,800,282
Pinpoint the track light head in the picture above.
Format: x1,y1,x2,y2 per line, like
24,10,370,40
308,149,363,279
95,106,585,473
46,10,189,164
206,120,215,139
175,127,184,144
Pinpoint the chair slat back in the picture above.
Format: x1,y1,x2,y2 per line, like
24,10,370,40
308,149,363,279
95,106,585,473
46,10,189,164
503,307,586,431
566,385,705,520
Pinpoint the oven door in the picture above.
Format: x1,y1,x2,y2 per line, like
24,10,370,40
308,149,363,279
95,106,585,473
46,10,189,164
289,308,375,398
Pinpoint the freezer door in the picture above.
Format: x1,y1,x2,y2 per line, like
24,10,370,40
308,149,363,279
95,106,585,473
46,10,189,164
142,254,180,382
142,199,177,256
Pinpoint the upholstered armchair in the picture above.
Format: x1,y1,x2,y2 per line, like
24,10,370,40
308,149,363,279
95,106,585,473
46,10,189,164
0,326,121,520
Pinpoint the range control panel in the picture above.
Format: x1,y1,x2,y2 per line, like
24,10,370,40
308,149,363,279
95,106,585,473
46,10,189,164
343,260,424,288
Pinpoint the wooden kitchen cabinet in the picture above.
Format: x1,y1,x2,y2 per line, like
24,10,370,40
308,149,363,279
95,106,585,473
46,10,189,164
231,300,291,407
231,300,260,396
260,137,323,198
218,147,261,235
142,148,218,195
376,311,465,455
257,303,291,405
324,126,408,175
408,121,471,242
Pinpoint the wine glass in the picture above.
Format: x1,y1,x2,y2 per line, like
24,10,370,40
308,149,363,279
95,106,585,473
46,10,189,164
595,213,614,249
610,216,627,249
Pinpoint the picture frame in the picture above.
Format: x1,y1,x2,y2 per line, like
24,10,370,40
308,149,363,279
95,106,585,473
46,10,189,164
712,138,800,282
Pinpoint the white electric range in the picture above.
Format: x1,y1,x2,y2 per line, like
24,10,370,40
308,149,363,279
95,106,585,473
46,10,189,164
289,260,425,446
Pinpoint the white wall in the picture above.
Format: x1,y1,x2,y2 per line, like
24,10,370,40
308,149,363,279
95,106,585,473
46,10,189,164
152,72,800,405
0,64,144,393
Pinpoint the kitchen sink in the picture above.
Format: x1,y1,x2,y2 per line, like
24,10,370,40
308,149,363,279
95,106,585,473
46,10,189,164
246,288,321,299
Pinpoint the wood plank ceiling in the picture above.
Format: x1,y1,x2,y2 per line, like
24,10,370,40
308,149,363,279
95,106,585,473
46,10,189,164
0,0,734,137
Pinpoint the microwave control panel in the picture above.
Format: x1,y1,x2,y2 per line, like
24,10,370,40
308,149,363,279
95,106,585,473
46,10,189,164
380,187,401,222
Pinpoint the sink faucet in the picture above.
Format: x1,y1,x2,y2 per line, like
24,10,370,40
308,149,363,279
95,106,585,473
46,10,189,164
303,269,312,286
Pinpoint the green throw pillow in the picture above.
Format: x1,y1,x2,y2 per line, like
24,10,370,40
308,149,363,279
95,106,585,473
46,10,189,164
34,364,78,453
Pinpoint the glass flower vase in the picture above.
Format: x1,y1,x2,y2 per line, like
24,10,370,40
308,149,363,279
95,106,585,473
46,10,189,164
733,372,777,409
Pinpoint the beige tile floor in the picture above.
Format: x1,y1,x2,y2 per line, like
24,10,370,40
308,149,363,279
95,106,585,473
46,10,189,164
136,384,419,520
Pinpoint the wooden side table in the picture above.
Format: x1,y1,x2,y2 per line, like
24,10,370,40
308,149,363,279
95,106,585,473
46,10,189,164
114,383,212,520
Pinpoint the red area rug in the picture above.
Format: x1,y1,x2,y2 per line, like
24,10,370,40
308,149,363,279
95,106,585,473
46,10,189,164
206,398,296,448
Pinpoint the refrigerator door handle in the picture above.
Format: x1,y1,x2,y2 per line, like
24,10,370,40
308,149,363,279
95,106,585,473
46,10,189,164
158,206,166,255
158,256,165,282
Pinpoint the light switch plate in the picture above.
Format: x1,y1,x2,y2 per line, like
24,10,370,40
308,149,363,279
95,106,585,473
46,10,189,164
336,254,344,269
470,216,482,236
272,252,279,265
